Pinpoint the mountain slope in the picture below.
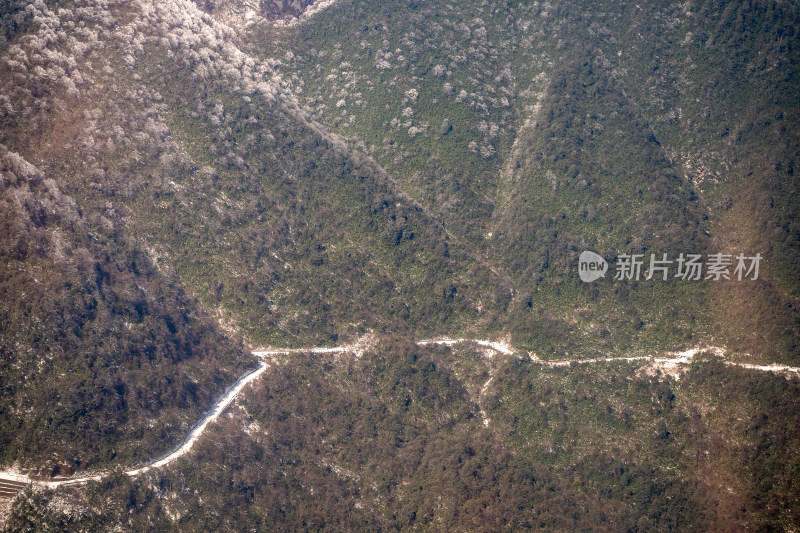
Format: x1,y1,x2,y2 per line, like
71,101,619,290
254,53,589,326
245,0,799,362
0,0,799,529
0,0,512,471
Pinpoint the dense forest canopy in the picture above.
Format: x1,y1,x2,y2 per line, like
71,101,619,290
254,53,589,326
0,0,798,529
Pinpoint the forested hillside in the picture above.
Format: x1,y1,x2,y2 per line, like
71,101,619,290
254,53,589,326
249,0,800,362
1,0,798,530
6,341,800,531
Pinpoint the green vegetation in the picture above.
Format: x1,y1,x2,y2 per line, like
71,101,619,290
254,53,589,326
0,0,798,529
7,342,800,530
247,0,799,363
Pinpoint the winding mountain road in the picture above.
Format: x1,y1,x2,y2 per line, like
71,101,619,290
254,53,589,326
0,359,271,490
0,338,797,492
